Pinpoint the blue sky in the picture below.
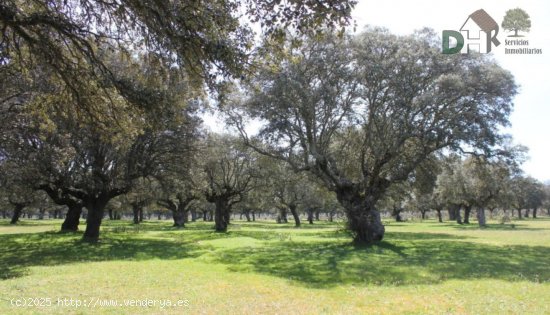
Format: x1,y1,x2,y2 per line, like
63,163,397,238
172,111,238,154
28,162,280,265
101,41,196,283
352,0,550,181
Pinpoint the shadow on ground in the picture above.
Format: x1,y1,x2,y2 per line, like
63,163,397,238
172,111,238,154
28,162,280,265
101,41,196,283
211,238,550,288
0,231,210,280
2,221,550,289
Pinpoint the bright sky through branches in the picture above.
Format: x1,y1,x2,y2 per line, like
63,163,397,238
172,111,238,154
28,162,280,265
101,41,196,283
204,0,550,181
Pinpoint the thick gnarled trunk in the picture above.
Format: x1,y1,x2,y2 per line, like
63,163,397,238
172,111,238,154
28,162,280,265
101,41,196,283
337,190,385,245
173,210,185,227
83,197,109,242
347,206,385,244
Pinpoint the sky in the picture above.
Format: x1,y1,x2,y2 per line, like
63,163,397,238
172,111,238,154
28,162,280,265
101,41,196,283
204,0,550,182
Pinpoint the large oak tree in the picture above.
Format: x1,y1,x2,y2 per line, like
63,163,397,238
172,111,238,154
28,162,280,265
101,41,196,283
230,29,517,244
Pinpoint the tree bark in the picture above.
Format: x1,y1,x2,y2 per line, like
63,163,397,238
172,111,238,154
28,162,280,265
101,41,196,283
477,207,486,227
214,199,230,232
315,209,320,221
289,204,301,227
524,209,530,218
10,204,24,224
532,208,537,219
436,209,443,223
346,206,384,244
133,205,141,224
190,209,197,222
252,211,256,221
83,196,109,242
173,210,185,227
61,204,82,232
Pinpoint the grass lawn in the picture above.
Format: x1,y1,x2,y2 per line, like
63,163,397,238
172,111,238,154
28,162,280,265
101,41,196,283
1,217,550,314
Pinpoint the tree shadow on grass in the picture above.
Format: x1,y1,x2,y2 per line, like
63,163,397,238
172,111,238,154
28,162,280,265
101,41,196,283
0,231,210,280
439,223,550,231
211,237,550,288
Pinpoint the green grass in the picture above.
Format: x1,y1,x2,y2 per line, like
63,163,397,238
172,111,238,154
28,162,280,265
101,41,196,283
1,218,550,314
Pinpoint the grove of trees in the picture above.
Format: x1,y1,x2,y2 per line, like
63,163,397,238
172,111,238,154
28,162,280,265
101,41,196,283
1,2,548,245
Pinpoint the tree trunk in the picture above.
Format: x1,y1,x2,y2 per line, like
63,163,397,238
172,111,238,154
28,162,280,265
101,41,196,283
173,209,185,228
252,211,256,221
83,196,109,242
289,204,301,227
532,208,537,219
2,209,7,219
340,197,385,244
436,209,443,223
307,209,314,224
328,210,335,222
10,204,24,224
477,207,486,227
488,208,495,219
392,207,404,222
244,211,251,222
38,208,46,220
108,208,114,220
449,204,462,224
133,205,141,224
139,208,144,222
214,199,230,232
524,209,530,218
315,210,320,221
464,205,472,224
191,209,197,222
61,205,82,232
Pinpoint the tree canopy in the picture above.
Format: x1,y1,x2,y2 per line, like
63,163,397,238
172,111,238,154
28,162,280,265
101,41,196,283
228,28,517,244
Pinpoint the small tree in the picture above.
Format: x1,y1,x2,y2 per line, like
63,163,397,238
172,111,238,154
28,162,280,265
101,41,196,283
204,135,260,232
502,8,531,37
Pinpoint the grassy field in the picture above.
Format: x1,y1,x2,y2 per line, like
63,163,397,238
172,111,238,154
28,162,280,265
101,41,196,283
1,218,550,314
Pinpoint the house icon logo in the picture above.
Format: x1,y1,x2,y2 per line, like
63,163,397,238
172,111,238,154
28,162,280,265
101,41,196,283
442,9,501,54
